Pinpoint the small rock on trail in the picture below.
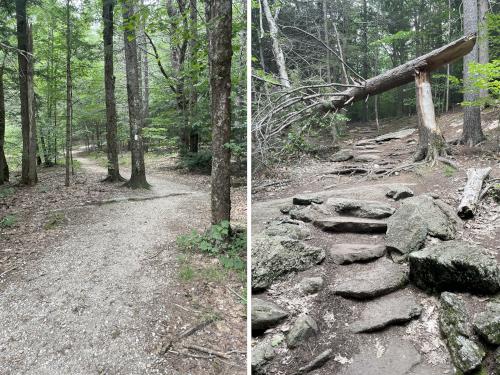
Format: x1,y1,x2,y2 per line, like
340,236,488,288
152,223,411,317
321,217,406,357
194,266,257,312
252,298,288,332
329,243,386,265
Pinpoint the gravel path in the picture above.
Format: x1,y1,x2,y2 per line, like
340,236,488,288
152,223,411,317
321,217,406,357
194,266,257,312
0,153,209,375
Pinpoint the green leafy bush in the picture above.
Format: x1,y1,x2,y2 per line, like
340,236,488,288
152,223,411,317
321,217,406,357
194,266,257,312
0,214,17,228
177,150,212,173
176,221,247,272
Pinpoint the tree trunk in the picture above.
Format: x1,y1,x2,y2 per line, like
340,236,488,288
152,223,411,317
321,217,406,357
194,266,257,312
462,0,484,146
103,0,124,182
457,167,491,219
16,0,38,185
122,0,149,189
206,0,232,224
188,0,198,153
414,71,446,162
261,0,290,87
141,0,150,127
478,0,489,99
320,34,477,112
65,0,72,187
322,0,331,84
0,60,9,184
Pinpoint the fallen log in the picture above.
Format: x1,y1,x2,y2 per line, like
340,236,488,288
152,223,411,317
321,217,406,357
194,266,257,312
457,167,492,219
320,33,476,111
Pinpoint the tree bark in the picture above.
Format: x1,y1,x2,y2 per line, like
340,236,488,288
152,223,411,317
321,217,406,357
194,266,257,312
16,0,37,185
0,59,9,184
206,0,232,224
121,0,149,189
320,34,477,112
462,0,484,146
457,167,491,219
478,0,489,99
414,71,446,162
188,0,198,153
103,0,124,182
261,0,290,88
65,0,72,187
322,0,331,84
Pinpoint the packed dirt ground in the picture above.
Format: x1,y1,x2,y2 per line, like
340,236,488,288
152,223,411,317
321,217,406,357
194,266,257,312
252,107,499,375
0,151,246,375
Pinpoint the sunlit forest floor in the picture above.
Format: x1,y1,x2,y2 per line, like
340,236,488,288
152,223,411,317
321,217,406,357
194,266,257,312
0,151,246,374
252,107,499,374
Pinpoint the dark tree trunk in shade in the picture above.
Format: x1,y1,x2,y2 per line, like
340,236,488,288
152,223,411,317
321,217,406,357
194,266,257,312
102,0,124,182
462,0,484,146
0,61,9,184
121,0,149,189
206,0,232,224
188,0,199,153
65,0,72,187
16,0,38,185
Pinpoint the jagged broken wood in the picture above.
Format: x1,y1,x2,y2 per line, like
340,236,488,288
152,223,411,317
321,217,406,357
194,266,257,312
457,167,492,219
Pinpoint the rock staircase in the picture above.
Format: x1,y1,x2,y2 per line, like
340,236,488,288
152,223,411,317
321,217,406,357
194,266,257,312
252,186,500,375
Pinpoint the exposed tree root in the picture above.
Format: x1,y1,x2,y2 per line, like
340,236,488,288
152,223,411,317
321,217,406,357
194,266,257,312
101,174,126,183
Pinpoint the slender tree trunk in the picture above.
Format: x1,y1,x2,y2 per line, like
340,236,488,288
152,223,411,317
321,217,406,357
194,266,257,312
65,0,72,187
0,59,9,184
445,0,451,112
206,0,232,224
322,0,331,84
362,0,369,121
141,0,150,129
54,100,58,165
414,71,446,162
103,0,124,181
462,0,484,146
16,0,38,185
188,0,198,153
122,0,149,189
261,0,290,87
478,0,489,99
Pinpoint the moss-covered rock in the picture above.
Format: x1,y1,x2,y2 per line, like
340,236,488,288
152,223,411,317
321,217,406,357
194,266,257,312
473,301,500,345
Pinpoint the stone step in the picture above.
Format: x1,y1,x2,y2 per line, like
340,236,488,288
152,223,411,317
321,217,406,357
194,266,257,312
329,243,386,265
333,258,408,299
314,217,387,233
350,292,422,333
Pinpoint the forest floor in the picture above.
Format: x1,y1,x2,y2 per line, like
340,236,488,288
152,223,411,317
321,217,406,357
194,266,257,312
252,107,499,375
0,150,246,375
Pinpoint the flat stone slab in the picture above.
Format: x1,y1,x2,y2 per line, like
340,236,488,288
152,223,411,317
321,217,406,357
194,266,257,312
339,338,421,375
350,292,422,333
333,258,409,299
263,220,311,240
409,240,500,294
325,198,395,219
252,298,288,331
374,128,417,142
329,243,386,265
314,217,387,233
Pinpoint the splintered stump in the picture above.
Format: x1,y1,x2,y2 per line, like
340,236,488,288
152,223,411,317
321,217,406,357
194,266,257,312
414,71,447,162
457,167,492,219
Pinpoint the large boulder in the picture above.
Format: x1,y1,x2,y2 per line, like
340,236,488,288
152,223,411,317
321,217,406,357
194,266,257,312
252,235,325,291
386,195,462,260
409,240,500,294
325,198,395,219
287,315,318,348
439,292,485,373
251,333,284,374
252,298,288,332
473,300,500,345
290,204,327,223
333,258,408,299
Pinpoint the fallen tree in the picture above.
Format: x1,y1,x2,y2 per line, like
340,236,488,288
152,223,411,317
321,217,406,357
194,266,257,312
457,167,492,219
253,34,477,164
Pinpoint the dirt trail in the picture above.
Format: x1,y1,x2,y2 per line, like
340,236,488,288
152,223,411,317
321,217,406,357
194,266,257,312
0,152,209,374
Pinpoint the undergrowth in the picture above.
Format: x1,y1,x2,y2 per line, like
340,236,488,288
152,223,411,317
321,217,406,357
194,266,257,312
0,214,17,228
176,220,246,278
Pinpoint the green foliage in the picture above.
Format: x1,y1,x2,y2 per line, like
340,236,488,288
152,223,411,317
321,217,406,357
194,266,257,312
0,186,15,199
463,60,500,108
443,165,456,177
0,214,17,228
178,263,195,281
177,150,212,173
176,221,247,273
44,212,66,230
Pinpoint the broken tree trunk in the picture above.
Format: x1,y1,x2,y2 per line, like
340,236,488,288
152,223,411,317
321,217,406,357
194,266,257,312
457,167,491,219
414,71,446,162
320,33,476,111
